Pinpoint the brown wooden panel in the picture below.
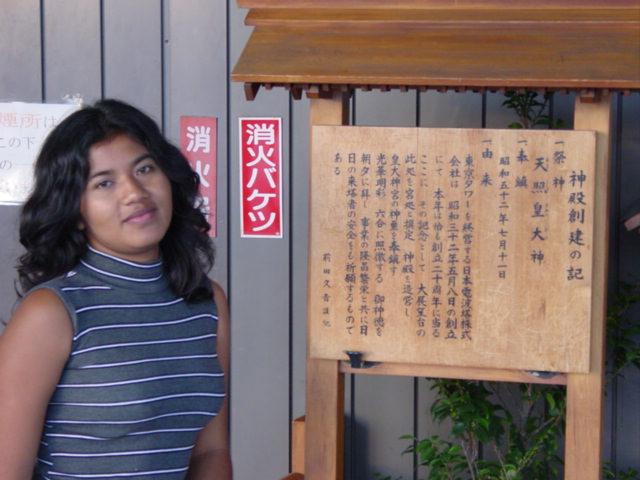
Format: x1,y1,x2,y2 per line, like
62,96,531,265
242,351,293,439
341,361,567,385
309,126,597,372
245,8,637,27
232,3,640,99
233,24,639,90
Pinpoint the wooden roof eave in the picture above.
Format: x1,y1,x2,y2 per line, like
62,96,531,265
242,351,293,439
231,5,640,100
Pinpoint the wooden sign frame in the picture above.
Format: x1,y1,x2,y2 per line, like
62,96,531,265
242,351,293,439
308,125,597,374
299,91,611,480
230,3,632,479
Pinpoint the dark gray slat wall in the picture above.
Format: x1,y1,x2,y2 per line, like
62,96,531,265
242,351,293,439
0,0,244,470
603,96,623,468
615,93,640,470
42,0,101,104
229,4,292,479
1,0,639,477
162,0,229,287
102,0,163,123
420,91,484,129
227,110,293,473
0,0,42,103
290,95,310,423
228,92,292,477
0,0,42,326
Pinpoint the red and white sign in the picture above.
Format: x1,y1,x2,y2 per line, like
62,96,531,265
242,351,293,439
239,117,282,238
180,116,217,237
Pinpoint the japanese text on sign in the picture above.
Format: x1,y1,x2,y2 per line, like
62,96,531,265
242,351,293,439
309,126,596,373
0,102,80,205
180,116,218,237
239,117,282,238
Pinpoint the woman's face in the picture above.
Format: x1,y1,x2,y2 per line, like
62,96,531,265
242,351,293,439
79,133,173,262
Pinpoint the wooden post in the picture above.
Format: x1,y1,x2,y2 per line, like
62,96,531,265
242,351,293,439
304,90,350,480
564,94,612,480
291,416,306,474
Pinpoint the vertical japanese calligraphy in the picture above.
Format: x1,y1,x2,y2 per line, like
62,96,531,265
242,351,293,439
239,117,283,238
309,126,597,373
180,116,218,237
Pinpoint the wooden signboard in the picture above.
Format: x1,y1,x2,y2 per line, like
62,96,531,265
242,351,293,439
309,126,596,373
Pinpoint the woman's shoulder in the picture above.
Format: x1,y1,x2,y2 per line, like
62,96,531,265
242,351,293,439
209,280,229,321
3,288,72,357
17,288,69,318
16,271,80,334
209,280,226,301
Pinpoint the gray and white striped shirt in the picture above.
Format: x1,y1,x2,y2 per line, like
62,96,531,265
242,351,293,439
32,247,225,480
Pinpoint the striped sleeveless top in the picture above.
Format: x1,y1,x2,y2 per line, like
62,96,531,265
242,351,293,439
31,246,225,480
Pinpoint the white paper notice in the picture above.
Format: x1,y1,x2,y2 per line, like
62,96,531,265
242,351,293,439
0,102,80,205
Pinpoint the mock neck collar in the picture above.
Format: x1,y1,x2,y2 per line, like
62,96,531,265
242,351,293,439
79,246,165,283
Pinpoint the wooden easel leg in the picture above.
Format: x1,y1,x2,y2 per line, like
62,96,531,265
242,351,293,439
565,94,612,480
566,373,605,479
304,90,350,480
304,359,345,480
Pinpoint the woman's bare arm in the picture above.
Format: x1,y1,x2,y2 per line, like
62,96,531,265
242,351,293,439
187,281,232,480
0,289,72,479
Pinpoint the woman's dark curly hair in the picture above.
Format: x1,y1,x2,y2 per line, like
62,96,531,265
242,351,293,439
18,99,214,302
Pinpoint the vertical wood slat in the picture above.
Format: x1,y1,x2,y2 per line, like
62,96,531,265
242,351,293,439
305,91,349,480
565,95,613,480
0,0,41,328
102,0,163,123
42,0,101,104
614,93,640,472
0,0,42,102
162,0,229,289
228,91,292,479
228,3,293,478
291,96,311,422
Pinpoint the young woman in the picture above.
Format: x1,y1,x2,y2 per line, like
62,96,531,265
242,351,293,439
0,99,231,479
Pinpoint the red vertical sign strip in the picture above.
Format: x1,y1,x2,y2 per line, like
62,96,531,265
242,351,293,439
239,117,283,238
180,116,218,237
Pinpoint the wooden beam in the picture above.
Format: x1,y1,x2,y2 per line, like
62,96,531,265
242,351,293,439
340,362,568,385
303,91,349,480
291,416,306,474
304,359,344,480
564,94,612,480
245,7,637,27
239,0,639,9
309,91,350,126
